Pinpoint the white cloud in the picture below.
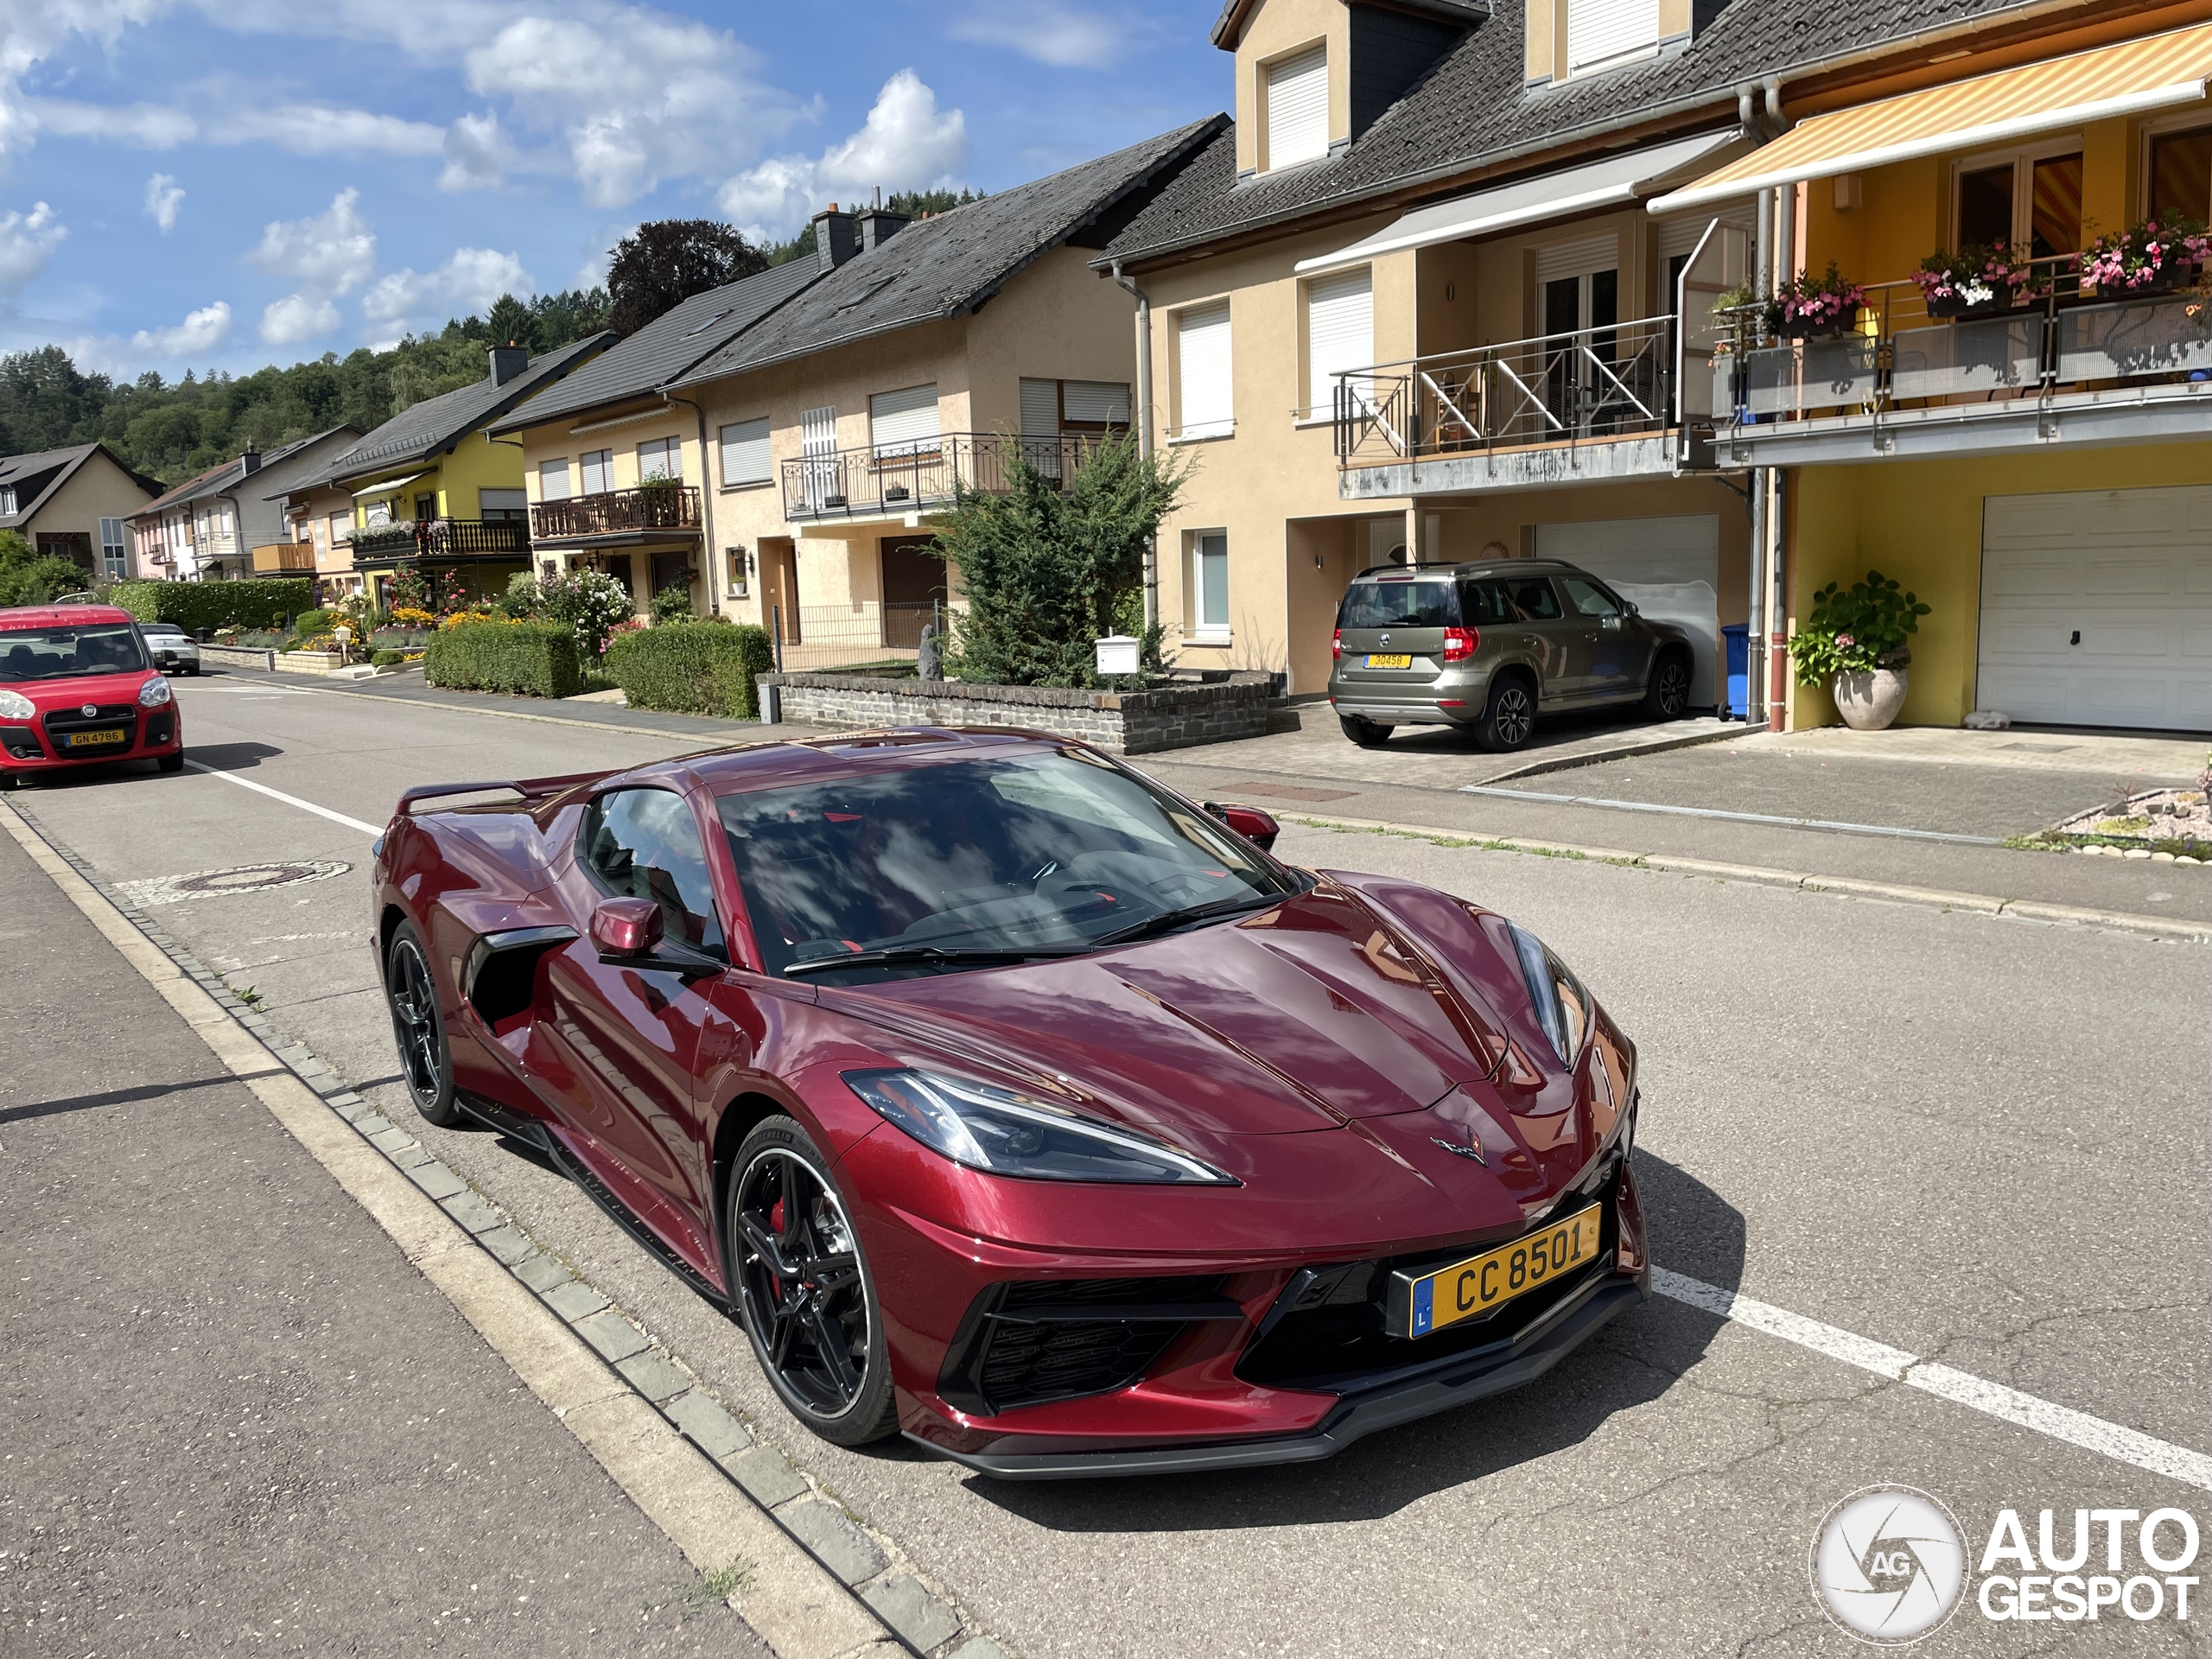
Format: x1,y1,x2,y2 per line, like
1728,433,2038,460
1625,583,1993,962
948,0,1135,68
26,96,196,147
438,109,513,191
257,292,338,344
0,0,176,162
719,71,966,238
362,245,532,331
209,101,444,156
247,186,373,344
0,200,67,302
143,171,182,232
130,298,232,356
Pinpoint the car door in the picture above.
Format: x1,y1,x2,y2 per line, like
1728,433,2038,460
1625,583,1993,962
1496,575,1577,703
533,785,728,1273
1558,575,1652,702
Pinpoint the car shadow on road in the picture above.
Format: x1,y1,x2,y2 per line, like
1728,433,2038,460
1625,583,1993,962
184,741,285,772
961,1152,1743,1529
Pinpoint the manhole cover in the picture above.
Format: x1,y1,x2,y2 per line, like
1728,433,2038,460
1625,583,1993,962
120,860,353,907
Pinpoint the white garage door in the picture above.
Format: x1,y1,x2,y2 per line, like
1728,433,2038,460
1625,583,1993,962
1980,486,2212,732
1534,515,1721,706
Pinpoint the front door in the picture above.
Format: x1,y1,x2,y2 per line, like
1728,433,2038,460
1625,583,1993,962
880,535,945,648
759,537,799,646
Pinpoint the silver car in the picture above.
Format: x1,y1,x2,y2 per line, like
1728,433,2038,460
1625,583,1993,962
1327,558,1694,753
140,623,202,676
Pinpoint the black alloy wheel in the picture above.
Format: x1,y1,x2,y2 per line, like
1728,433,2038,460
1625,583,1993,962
1643,652,1692,721
385,920,461,1126
1473,675,1536,753
1339,714,1392,749
730,1116,897,1445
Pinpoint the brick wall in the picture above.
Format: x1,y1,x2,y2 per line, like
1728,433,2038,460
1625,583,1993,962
761,672,1274,755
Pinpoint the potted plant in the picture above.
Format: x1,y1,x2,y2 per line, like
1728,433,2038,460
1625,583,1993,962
1792,569,1932,732
1774,262,1866,339
2080,216,2211,298
1913,242,2043,318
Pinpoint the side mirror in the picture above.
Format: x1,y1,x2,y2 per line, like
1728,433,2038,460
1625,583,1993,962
1623,601,1641,617
590,897,662,960
1205,801,1281,854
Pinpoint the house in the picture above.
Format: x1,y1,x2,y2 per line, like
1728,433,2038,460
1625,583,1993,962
488,256,823,619
495,122,1222,665
0,443,164,581
126,426,362,583
1650,8,2212,734
284,338,613,610
1095,0,2135,717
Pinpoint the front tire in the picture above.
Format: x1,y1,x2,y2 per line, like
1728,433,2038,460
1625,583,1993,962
728,1116,898,1446
1473,674,1536,753
1338,714,1391,749
385,920,461,1126
157,751,185,773
1642,651,1692,721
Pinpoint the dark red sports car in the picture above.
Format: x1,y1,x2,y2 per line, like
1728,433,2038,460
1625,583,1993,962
373,728,1646,1476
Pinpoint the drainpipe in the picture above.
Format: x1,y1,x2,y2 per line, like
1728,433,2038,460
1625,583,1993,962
1109,259,1158,632
664,394,719,619
1764,77,1793,733
1744,187,1774,726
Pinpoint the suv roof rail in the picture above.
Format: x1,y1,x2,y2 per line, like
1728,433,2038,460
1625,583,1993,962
1350,561,1462,581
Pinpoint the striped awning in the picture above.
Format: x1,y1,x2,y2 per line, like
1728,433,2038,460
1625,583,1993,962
1649,20,2212,213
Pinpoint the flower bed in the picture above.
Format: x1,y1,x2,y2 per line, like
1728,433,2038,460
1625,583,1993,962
2044,785,2212,863
762,670,1274,755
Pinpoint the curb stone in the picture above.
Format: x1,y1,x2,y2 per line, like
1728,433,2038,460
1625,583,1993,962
2,795,1003,1659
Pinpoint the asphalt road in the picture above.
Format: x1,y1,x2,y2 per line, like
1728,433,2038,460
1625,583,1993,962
10,671,2212,1657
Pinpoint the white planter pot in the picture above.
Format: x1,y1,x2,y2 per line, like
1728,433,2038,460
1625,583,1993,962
1834,666,1908,731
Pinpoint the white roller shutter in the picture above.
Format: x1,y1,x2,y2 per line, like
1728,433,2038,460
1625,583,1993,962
1020,378,1061,435
1535,515,1722,707
719,417,771,486
1177,302,1234,439
1306,267,1373,414
538,458,571,501
1535,233,1620,285
1265,46,1328,170
1567,0,1661,72
1064,380,1130,424
869,384,940,455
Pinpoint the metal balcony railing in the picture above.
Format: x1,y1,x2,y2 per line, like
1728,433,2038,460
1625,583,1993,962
780,433,1111,521
529,484,702,542
1333,316,1678,465
351,518,532,560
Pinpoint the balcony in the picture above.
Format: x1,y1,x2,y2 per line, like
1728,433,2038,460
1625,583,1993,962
351,518,531,564
1710,260,2212,466
529,484,702,548
1334,316,1696,498
781,433,1110,525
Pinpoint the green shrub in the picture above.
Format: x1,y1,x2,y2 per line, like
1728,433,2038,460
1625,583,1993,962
371,649,404,666
295,607,335,635
607,621,773,718
425,621,582,699
113,578,315,634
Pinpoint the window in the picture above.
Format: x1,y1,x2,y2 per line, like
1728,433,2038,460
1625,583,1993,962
1264,45,1328,170
1020,378,1061,437
414,493,437,523
0,488,15,516
365,499,392,528
1559,576,1622,618
579,788,724,955
1339,579,1459,629
1305,267,1373,416
1567,0,1661,73
637,435,683,481
479,488,528,524
581,448,613,494
1957,148,2082,257
539,458,571,501
2150,126,2212,224
99,518,126,580
868,384,940,457
1176,302,1234,440
330,510,353,545
1191,531,1230,636
719,418,771,486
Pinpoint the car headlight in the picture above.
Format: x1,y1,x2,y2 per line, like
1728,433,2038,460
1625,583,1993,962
1505,921,1591,1065
138,676,173,709
843,1068,1236,1185
0,688,32,721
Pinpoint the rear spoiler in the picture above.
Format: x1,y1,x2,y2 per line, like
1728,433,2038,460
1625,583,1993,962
395,771,605,817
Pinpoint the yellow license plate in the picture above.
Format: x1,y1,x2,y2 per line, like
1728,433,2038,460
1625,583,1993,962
1364,652,1413,670
66,728,127,749
1395,1203,1604,1338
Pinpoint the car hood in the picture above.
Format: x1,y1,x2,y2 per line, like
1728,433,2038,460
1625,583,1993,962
817,876,1532,1141
7,669,157,709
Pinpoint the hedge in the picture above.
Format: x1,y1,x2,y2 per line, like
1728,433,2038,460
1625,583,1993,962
606,621,774,719
113,578,315,633
424,621,582,699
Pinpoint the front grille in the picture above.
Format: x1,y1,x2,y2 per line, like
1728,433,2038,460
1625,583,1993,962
938,1275,1233,1415
42,702,137,753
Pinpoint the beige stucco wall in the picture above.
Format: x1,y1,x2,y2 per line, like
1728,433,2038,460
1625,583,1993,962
1229,0,1348,176
30,454,156,572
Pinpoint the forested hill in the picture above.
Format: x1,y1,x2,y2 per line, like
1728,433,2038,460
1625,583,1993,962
0,289,609,487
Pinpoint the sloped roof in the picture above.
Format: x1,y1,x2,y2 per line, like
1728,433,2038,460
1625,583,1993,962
0,442,163,527
671,118,1226,387
493,259,820,435
305,333,614,487
1103,0,2050,267
133,425,359,517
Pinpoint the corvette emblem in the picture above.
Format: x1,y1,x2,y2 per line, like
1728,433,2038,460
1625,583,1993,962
1431,1136,1485,1165
80,703,97,717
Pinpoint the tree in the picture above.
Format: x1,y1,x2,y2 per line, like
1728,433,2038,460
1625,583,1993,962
935,431,1189,689
606,221,766,335
0,530,87,607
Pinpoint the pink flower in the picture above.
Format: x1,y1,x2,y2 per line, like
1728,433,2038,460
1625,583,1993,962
1835,632,1856,649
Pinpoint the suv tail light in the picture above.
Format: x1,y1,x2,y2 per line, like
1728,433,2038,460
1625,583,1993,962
1332,628,1342,662
1442,626,1478,662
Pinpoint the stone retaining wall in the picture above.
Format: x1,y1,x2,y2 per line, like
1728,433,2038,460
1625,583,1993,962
761,671,1274,755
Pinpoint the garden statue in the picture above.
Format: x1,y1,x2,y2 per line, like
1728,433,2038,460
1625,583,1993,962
917,622,941,683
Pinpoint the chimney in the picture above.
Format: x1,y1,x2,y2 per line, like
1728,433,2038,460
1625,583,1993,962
488,342,530,385
812,204,859,272
857,207,909,253
238,439,262,476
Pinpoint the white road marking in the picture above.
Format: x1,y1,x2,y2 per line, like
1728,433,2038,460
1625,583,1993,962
182,760,381,836
1656,1268,2212,1491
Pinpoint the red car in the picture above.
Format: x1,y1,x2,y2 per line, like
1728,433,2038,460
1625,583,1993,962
374,729,1647,1476
0,603,185,787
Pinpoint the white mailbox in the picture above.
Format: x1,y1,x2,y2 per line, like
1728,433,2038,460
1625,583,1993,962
1094,634,1140,677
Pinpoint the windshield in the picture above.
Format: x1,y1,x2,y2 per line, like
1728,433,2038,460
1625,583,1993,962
718,748,1300,979
0,623,149,682
1338,579,1459,629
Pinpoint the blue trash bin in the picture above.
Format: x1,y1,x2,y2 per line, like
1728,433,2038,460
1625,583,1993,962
1722,624,1750,721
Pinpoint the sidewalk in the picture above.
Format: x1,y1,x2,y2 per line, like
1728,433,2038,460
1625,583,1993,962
0,826,767,1658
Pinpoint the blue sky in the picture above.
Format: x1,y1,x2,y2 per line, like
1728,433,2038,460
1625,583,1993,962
0,0,1229,378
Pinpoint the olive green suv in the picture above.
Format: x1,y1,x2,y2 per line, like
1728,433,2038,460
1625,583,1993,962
1327,558,1695,752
